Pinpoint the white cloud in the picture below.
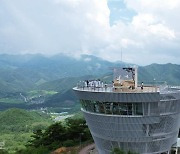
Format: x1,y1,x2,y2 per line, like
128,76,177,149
125,0,180,11
84,57,91,62
131,14,175,39
0,0,180,65
0,0,110,55
102,0,180,65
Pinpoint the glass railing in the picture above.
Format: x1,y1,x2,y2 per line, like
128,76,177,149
75,80,180,94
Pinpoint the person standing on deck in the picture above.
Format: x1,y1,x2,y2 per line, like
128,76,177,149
141,82,144,90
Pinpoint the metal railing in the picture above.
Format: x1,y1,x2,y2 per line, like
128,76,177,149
75,80,180,94
75,84,159,93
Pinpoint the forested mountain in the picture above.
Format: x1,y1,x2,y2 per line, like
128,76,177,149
0,108,52,133
0,108,53,153
0,54,180,153
0,54,180,111
0,54,180,93
0,54,122,92
139,63,180,85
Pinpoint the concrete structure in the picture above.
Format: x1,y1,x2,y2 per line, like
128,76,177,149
73,68,180,154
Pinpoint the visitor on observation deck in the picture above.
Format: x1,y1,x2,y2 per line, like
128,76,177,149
141,82,144,90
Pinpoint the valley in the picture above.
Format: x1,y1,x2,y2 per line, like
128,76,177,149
0,54,180,153
1,54,180,113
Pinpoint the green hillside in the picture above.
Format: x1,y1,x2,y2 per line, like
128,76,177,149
0,54,180,95
99,64,180,85
0,54,180,112
0,108,53,153
0,108,52,133
0,54,122,93
139,63,180,85
37,75,94,92
0,54,180,153
38,63,180,111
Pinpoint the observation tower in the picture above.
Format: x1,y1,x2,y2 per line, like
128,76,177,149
73,67,180,154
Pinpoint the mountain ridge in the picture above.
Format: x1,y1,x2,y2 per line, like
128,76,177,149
0,54,180,111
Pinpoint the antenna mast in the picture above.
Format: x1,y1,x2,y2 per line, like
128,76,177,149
121,48,123,62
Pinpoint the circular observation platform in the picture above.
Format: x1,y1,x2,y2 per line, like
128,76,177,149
73,85,180,154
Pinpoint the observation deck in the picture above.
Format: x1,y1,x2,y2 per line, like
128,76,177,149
74,84,159,93
74,84,180,94
73,67,180,154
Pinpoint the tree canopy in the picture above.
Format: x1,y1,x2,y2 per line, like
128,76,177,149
18,117,92,153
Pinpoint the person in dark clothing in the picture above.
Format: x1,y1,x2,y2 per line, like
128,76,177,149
86,80,89,87
141,82,144,90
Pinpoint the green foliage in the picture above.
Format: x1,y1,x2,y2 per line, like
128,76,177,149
16,146,49,154
63,140,75,147
0,54,117,93
139,63,180,85
112,148,138,154
1,54,180,154
127,151,138,154
27,90,58,98
65,118,91,142
0,98,24,104
0,108,52,133
112,148,125,154
0,109,52,153
27,118,92,151
1,54,180,112
0,149,9,154
71,111,83,119
0,133,32,153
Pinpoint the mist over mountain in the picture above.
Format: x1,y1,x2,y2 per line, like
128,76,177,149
0,53,180,92
0,54,124,93
0,54,180,111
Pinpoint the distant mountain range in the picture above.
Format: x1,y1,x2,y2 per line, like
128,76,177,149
0,54,123,93
0,54,180,111
139,63,180,85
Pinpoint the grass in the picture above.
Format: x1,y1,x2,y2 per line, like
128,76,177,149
27,90,58,97
0,98,24,104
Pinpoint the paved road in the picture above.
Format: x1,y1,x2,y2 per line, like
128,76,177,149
79,143,96,154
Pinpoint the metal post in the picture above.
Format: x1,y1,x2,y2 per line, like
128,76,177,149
175,147,178,154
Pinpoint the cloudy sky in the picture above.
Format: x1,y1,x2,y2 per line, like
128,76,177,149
0,0,180,65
